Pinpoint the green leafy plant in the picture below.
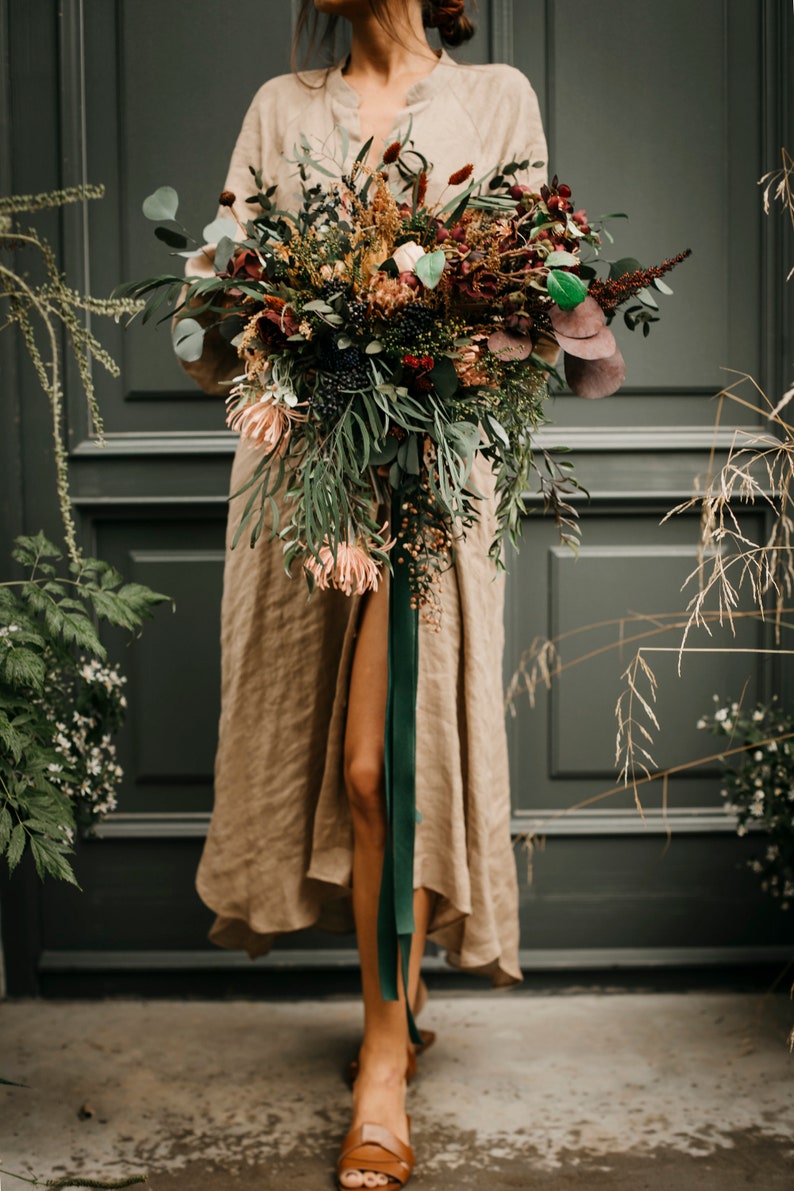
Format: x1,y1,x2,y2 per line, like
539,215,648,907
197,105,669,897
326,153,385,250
1,186,168,884
0,532,168,885
698,698,794,908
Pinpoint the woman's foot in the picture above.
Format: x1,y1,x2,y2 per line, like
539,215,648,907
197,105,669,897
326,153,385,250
338,1049,411,1189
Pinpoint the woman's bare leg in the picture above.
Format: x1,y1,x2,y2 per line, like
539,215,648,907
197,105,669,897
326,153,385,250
341,578,433,1185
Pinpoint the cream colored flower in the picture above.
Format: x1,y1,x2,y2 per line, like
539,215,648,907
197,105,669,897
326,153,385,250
391,240,426,274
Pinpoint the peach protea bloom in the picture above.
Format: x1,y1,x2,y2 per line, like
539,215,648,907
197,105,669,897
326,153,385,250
226,361,306,455
305,530,393,596
226,393,293,455
366,274,417,319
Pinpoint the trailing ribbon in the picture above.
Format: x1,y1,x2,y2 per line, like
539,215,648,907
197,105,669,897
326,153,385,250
376,489,423,1046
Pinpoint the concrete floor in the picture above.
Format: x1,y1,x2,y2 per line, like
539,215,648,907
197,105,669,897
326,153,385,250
1,992,793,1190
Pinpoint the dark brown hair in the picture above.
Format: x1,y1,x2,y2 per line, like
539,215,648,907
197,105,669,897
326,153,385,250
292,1,476,72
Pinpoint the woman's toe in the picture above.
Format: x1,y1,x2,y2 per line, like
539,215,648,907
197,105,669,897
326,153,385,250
339,1172,364,1188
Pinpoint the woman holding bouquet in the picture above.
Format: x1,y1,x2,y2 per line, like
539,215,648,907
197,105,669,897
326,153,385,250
180,1,549,1185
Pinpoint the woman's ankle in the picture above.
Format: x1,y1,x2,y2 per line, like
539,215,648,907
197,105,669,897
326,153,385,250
357,1041,410,1079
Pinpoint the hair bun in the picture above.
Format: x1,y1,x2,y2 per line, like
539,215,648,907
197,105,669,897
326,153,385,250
424,1,475,47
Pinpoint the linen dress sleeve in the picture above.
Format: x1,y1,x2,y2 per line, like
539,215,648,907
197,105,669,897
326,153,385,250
176,89,267,395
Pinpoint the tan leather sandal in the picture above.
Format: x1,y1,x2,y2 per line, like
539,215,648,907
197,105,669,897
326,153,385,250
337,1120,415,1189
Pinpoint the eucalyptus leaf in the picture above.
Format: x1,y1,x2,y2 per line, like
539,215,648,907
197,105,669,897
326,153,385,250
171,317,205,362
214,235,237,273
609,256,642,279
415,249,446,290
636,286,659,309
142,186,179,222
546,270,588,311
202,216,238,244
545,250,579,267
369,438,399,467
429,356,458,400
154,226,188,250
653,277,674,295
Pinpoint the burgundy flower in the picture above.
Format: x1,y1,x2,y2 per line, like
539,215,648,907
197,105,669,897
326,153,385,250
255,303,299,347
458,269,499,301
540,175,573,216
572,209,591,234
504,310,533,336
229,249,266,282
402,353,435,395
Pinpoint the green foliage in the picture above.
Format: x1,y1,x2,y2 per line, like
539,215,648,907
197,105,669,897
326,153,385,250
699,698,794,907
0,186,143,565
546,269,588,310
0,533,169,885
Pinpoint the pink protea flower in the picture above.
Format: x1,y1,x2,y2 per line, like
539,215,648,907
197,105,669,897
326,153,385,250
305,531,393,596
226,387,305,456
226,395,291,454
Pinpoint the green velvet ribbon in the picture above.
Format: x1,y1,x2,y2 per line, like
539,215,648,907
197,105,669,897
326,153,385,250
376,490,423,1046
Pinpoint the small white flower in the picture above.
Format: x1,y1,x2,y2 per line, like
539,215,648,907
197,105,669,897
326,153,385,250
715,708,728,723
752,709,764,722
696,718,707,730
754,751,764,762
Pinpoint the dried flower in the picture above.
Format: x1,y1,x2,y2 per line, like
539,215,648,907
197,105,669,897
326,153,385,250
589,250,692,313
383,141,402,165
218,190,236,207
305,531,393,596
448,164,474,187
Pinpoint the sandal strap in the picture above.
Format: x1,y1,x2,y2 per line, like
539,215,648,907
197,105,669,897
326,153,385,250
338,1123,415,1186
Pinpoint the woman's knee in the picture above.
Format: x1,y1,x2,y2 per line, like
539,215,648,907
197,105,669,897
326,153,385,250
345,752,386,831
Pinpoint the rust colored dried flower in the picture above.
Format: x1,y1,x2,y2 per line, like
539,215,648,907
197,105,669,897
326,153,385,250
588,249,692,313
383,141,402,165
448,164,474,187
218,190,236,207
416,171,428,206
366,275,417,319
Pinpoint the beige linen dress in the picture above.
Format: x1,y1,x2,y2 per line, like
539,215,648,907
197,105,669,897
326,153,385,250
187,50,548,986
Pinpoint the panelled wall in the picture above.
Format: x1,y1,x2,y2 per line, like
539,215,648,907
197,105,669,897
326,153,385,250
1,0,792,994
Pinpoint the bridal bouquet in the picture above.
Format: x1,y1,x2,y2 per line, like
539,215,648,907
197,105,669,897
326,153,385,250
123,133,689,614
